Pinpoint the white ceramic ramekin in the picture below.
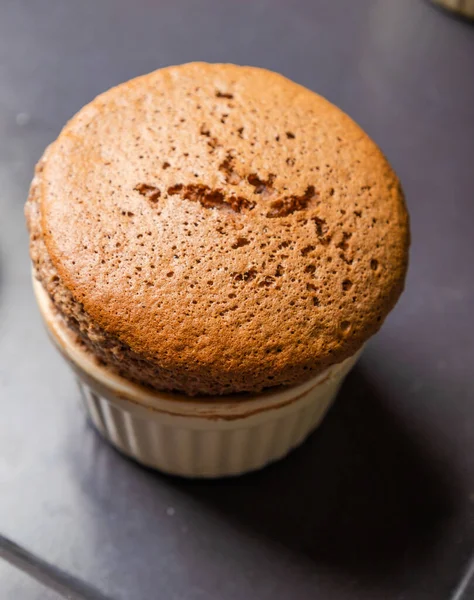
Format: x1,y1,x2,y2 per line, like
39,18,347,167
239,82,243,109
432,0,474,18
33,278,361,478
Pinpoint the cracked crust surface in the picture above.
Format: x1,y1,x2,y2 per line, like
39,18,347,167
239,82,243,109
26,62,409,396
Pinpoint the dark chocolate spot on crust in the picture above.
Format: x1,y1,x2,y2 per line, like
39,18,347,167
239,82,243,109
248,173,276,195
215,90,234,99
167,183,255,213
134,183,161,203
232,237,250,249
267,185,317,218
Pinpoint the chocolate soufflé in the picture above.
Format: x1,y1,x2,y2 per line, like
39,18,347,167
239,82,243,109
26,63,409,397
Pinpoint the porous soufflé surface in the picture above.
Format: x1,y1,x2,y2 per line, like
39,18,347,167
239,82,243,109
26,63,409,396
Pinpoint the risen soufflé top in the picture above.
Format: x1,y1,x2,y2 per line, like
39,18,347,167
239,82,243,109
26,63,409,396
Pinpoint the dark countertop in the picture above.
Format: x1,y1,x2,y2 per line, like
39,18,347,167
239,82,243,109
1,0,473,598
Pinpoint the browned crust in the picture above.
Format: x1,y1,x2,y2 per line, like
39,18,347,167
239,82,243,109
26,63,409,396
35,275,341,421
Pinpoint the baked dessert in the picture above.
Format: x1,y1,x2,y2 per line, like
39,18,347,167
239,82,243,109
26,63,409,476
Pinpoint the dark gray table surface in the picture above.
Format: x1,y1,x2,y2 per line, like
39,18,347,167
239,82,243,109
1,0,474,598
